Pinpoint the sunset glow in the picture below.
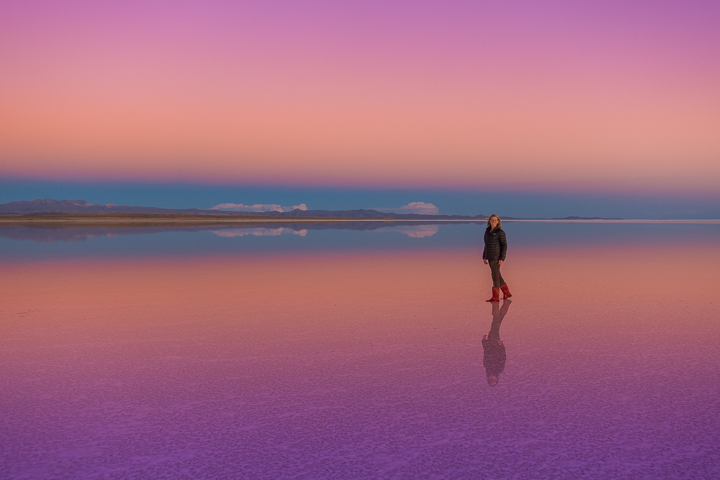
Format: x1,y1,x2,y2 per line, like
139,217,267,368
2,1,719,194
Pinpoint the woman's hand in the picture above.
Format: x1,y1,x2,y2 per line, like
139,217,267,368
498,260,503,265
483,259,488,264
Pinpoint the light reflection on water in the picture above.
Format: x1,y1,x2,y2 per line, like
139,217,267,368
211,226,309,237
1,221,719,262
1,223,719,478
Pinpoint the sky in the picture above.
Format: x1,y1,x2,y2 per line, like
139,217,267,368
1,0,719,217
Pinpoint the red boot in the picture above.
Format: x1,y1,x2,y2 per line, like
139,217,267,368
500,283,512,299
486,287,500,302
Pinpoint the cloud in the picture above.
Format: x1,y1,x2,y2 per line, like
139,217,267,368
374,202,439,215
211,203,308,213
211,227,307,237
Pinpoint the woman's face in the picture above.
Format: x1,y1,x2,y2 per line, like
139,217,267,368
489,217,499,229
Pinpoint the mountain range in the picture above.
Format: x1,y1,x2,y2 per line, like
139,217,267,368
0,199,623,220
0,199,487,220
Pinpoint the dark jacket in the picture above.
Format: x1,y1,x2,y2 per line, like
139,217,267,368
483,227,507,261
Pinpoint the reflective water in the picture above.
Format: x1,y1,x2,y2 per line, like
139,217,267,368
1,222,719,479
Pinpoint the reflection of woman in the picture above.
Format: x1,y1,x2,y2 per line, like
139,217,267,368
482,299,511,386
482,214,512,302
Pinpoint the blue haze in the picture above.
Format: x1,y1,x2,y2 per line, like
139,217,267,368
1,179,719,219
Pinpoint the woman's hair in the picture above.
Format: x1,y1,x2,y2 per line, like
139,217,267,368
487,214,502,228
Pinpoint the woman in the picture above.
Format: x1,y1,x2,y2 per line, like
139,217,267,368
483,214,512,302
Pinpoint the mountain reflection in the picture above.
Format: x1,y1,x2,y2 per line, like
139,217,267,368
0,221,455,242
375,224,438,238
211,227,308,237
483,299,511,387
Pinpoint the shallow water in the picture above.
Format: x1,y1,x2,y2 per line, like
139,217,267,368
1,222,719,479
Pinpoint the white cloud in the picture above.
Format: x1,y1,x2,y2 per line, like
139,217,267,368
211,203,308,213
374,202,439,215
211,227,308,237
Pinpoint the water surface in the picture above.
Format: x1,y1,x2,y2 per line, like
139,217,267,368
1,222,719,479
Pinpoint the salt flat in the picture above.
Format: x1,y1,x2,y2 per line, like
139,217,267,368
1,222,719,479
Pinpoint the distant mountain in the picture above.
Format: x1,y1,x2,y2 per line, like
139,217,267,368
249,208,484,220
0,199,222,216
0,199,487,220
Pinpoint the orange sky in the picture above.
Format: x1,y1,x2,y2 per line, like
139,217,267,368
1,1,719,193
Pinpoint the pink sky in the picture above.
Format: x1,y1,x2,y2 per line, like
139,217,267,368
1,1,718,194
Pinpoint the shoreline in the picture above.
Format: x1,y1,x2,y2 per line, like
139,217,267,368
0,214,480,226
0,214,718,226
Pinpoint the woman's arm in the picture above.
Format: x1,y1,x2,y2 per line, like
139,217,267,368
498,230,507,261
